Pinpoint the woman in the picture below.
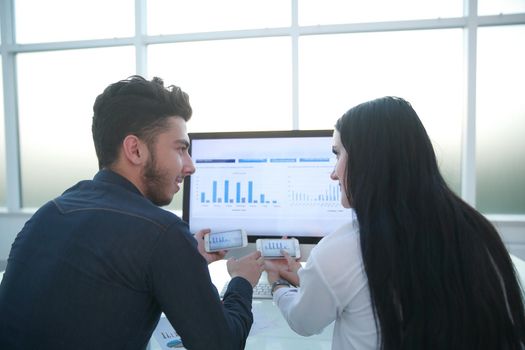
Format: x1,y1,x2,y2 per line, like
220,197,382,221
266,96,525,349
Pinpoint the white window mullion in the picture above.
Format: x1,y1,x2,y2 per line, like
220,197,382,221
135,0,148,77
1,0,22,211
292,0,299,130
461,0,478,207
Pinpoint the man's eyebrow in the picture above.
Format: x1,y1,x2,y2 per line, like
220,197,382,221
175,139,190,148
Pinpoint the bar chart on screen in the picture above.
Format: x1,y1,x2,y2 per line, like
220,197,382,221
191,160,343,217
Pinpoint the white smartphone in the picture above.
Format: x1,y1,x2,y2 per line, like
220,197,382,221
256,238,301,259
204,229,248,252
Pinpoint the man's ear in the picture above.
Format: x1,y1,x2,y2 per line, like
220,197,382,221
122,135,148,165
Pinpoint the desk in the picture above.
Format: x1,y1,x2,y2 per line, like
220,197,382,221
149,260,334,350
2,256,525,350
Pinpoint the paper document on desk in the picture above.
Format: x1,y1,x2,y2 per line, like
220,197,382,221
152,315,185,349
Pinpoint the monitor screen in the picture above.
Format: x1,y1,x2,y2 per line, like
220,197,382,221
182,130,352,244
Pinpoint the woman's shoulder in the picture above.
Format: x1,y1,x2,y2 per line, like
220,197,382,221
309,220,361,266
318,221,359,248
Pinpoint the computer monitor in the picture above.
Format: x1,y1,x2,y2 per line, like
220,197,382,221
182,130,351,244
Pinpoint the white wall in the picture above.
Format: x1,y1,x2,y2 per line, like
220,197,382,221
1,212,524,261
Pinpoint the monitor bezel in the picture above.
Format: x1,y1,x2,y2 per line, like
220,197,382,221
182,129,335,244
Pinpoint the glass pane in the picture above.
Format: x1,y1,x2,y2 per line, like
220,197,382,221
17,47,135,208
149,37,292,212
477,25,525,214
299,0,462,25
148,0,290,34
15,0,134,43
0,58,5,207
148,38,292,133
479,0,525,16
299,29,463,194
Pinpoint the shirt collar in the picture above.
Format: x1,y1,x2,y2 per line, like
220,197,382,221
93,169,143,197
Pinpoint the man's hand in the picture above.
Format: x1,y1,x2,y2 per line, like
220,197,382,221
227,251,264,287
195,229,227,264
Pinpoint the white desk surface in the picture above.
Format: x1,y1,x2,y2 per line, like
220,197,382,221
149,260,333,350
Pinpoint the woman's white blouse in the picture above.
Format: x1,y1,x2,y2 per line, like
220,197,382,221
273,221,379,350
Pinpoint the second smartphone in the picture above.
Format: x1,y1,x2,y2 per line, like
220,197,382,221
256,238,301,259
204,229,248,252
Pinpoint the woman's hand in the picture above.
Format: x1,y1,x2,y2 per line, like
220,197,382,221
280,250,301,286
264,249,301,287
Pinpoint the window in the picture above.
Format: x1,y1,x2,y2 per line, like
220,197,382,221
299,29,463,193
299,0,461,24
17,47,135,207
15,0,134,43
478,0,525,16
148,37,292,133
148,0,289,34
476,25,525,214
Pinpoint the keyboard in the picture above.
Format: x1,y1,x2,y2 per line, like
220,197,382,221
220,280,273,299
252,281,273,299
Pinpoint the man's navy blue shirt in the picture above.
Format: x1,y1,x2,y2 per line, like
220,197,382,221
0,169,253,349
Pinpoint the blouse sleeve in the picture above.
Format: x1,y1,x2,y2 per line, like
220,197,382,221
273,256,339,336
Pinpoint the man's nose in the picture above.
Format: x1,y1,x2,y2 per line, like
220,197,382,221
185,157,196,175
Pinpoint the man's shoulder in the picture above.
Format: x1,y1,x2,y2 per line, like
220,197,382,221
53,179,184,230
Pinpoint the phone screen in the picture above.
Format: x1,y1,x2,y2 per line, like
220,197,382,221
261,239,297,257
208,230,244,251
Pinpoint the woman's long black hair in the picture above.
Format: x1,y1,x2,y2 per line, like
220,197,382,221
335,96,525,349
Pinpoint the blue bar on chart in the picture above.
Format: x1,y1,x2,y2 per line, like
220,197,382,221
236,182,241,203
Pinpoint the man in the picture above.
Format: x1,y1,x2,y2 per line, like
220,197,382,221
0,76,263,349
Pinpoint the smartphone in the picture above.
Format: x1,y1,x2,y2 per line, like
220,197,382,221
204,229,248,252
256,238,301,259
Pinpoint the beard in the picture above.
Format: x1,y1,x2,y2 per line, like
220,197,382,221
142,149,174,206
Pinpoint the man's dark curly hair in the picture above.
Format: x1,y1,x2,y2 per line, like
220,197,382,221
92,75,192,169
